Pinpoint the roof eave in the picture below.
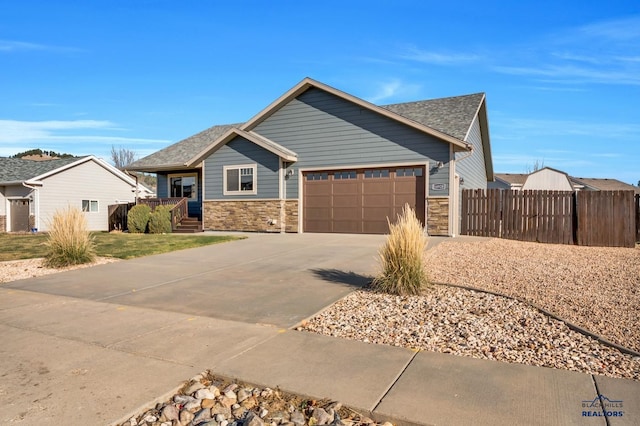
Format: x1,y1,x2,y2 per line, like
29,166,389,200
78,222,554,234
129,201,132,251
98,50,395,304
477,97,494,180
125,163,198,172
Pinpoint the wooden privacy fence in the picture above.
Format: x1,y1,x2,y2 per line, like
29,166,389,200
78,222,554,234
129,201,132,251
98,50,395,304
637,194,640,243
461,189,638,248
108,202,134,232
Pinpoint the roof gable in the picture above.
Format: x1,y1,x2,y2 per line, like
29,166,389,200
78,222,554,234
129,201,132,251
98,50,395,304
128,78,496,172
240,77,471,151
186,128,298,166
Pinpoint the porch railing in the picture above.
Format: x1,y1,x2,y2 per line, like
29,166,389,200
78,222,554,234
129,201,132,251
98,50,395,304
138,197,188,231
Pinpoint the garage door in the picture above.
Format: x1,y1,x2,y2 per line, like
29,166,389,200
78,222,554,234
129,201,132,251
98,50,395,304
303,166,426,234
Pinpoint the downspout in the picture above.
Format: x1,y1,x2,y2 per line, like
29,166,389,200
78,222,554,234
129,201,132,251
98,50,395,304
124,170,139,204
22,182,39,231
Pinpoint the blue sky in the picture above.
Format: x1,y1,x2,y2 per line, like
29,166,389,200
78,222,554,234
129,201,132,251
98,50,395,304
1,1,638,185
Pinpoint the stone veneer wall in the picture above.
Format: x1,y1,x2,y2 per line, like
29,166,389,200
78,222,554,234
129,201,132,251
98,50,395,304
427,197,449,236
0,215,5,232
204,200,290,232
284,200,298,233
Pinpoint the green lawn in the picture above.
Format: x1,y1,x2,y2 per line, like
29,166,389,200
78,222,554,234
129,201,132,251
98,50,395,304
0,232,242,262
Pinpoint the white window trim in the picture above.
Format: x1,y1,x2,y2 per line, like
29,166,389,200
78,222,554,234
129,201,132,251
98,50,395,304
167,173,198,200
223,164,257,195
82,199,99,213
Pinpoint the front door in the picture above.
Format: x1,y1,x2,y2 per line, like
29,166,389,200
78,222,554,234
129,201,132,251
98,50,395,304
10,199,30,232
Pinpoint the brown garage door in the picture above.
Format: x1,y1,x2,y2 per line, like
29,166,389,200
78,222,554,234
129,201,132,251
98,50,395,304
303,166,426,234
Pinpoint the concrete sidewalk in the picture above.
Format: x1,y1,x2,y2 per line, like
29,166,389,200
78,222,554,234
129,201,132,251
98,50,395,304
1,288,638,426
2,233,638,425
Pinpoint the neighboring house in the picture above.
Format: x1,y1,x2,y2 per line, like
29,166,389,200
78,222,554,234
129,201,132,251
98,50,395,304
127,77,494,236
0,156,138,232
490,167,640,194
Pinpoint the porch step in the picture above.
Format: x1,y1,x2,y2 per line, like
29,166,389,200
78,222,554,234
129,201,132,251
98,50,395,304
173,217,203,233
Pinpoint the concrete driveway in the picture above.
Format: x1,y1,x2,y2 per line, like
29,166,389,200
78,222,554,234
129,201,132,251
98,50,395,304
5,232,385,328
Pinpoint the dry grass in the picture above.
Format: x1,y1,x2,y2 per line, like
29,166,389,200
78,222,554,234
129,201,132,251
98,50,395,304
44,206,96,268
372,204,428,295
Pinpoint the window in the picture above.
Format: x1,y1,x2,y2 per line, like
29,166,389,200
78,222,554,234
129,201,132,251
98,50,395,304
169,174,197,199
82,199,98,212
224,164,257,195
396,168,423,177
333,170,357,180
306,172,328,181
364,169,390,178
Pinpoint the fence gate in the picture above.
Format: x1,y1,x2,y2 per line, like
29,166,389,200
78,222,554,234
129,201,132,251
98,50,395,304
108,203,134,232
502,190,573,244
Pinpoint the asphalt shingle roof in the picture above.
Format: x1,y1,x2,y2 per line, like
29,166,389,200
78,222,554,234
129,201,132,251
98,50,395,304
0,157,84,183
128,91,485,171
571,177,640,194
381,93,485,140
128,124,240,170
494,173,529,186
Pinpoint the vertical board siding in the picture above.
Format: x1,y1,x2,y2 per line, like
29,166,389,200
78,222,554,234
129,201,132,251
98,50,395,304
455,116,488,190
254,88,451,198
461,189,636,247
204,137,279,199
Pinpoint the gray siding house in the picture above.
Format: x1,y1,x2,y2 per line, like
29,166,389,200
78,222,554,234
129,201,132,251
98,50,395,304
128,78,494,236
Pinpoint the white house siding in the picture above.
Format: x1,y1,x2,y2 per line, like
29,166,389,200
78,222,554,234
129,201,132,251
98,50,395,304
0,186,5,215
522,169,573,191
37,160,135,231
455,116,488,190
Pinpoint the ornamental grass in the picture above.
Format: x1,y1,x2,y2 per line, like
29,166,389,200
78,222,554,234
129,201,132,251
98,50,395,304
372,204,428,295
44,206,96,268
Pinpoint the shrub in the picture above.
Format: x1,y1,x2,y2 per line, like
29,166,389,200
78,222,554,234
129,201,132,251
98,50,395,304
148,205,173,234
371,204,428,295
44,206,96,268
127,204,151,233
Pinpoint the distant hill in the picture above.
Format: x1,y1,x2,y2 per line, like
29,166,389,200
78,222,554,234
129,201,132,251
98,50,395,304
11,148,75,161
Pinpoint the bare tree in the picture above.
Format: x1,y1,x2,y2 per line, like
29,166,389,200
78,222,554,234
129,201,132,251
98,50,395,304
111,146,137,169
525,159,545,174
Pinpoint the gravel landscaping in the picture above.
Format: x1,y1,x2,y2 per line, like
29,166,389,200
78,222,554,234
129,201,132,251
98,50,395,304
299,238,640,381
425,238,640,352
0,257,118,283
120,373,386,426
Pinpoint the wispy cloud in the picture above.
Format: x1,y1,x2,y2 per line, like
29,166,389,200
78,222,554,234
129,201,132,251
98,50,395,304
0,39,81,53
0,119,170,146
0,40,47,51
366,79,422,103
495,117,640,139
492,16,640,86
399,46,481,65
